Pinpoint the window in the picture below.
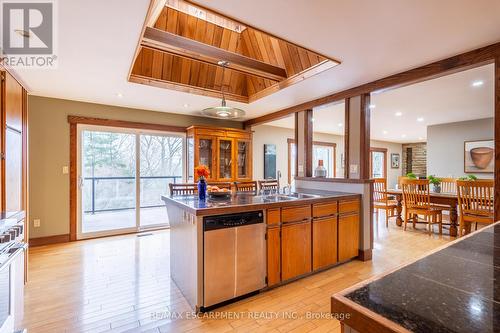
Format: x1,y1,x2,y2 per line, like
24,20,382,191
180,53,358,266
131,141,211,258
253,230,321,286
288,139,336,183
370,148,387,179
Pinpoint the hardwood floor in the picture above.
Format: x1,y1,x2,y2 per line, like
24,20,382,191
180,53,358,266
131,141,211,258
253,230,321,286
21,214,452,333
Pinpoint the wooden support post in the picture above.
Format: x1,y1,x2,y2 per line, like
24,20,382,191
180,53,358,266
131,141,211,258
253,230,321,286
344,95,371,179
294,109,313,177
359,93,371,180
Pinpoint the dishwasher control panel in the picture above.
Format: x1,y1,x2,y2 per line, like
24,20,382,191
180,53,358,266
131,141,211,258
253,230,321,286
203,211,263,231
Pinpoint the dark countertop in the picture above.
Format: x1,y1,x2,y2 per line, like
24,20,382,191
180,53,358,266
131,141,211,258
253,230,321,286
161,188,360,216
332,222,500,333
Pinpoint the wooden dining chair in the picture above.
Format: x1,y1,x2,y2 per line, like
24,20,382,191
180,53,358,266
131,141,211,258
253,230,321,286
401,178,443,235
234,181,258,194
258,179,279,192
207,182,232,190
169,183,198,196
440,178,457,194
373,178,398,227
456,179,494,236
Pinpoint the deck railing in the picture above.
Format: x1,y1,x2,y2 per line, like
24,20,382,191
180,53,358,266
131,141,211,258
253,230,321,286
83,176,182,214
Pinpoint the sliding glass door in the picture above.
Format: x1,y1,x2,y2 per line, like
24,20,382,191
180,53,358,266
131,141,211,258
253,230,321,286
77,125,184,239
139,134,183,228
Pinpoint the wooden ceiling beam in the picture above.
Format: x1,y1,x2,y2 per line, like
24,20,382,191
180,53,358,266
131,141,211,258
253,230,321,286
142,26,287,81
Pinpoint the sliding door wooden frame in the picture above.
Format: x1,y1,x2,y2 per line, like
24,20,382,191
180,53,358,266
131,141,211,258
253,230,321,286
68,116,187,241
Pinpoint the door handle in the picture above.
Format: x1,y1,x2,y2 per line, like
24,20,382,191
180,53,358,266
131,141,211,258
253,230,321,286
78,176,84,188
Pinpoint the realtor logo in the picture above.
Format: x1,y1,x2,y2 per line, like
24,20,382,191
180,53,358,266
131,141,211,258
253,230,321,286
1,0,57,68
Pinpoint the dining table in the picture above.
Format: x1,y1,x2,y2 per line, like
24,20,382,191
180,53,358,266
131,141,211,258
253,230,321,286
385,189,459,237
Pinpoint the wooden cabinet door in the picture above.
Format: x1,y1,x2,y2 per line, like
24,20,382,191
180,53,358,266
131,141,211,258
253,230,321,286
266,226,281,286
281,221,311,281
338,214,359,262
217,137,234,181
195,136,216,181
4,71,23,132
235,139,252,181
312,216,338,270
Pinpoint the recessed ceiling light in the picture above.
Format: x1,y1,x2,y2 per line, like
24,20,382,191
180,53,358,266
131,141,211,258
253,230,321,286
116,93,123,98
417,117,424,122
471,80,484,87
311,118,315,122
183,103,190,108
369,104,376,109
395,112,403,117
401,134,407,138
338,123,343,127
382,130,388,135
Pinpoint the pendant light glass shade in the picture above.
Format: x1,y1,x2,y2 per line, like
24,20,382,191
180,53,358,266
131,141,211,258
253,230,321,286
201,96,245,119
200,60,246,119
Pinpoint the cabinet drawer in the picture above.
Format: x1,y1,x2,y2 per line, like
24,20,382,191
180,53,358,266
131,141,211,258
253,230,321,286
339,199,360,214
267,208,281,225
281,205,311,223
313,202,338,218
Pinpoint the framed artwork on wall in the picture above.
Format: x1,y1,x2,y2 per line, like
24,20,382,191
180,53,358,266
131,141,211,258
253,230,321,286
391,153,400,169
264,144,277,179
464,140,494,173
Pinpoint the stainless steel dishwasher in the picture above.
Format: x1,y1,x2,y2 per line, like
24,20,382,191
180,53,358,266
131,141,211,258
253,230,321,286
203,211,266,308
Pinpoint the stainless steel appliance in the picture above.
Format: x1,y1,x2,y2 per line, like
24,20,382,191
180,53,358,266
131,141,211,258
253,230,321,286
0,218,26,333
203,211,265,308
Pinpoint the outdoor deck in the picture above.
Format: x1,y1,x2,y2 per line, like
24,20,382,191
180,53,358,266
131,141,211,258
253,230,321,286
82,206,168,233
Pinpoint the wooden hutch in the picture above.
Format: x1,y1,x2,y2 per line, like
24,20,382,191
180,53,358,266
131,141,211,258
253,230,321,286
186,126,252,182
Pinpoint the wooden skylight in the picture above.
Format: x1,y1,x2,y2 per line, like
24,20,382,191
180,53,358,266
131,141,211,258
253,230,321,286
129,0,341,103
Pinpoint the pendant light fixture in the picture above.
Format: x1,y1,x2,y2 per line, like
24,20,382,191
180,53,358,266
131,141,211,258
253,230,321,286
201,61,246,119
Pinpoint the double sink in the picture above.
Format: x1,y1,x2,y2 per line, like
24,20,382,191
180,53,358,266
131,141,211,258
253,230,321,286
262,193,319,202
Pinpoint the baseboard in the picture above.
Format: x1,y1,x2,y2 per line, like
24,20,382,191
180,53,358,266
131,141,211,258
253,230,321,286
358,248,372,261
29,234,70,247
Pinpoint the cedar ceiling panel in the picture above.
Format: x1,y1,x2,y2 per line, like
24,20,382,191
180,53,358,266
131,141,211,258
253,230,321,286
132,48,247,97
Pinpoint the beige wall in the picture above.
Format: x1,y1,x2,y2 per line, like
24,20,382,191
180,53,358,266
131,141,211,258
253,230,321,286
252,125,402,188
28,96,241,238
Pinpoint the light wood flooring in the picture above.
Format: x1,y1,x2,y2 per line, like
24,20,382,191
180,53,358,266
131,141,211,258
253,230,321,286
21,213,453,333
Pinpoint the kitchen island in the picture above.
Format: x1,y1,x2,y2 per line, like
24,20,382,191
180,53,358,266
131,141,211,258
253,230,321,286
162,189,362,311
331,221,500,333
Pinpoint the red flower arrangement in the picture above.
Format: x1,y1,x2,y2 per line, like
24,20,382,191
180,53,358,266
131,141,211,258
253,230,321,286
195,165,210,179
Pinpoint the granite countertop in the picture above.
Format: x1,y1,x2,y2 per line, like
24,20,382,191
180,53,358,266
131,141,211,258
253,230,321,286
161,188,360,216
334,222,500,333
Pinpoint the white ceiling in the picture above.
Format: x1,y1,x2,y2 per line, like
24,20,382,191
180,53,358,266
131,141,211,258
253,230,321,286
11,0,500,122
266,64,494,143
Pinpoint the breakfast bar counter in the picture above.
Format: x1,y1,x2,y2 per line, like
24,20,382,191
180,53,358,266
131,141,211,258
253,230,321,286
331,221,500,333
161,188,360,216
162,189,363,311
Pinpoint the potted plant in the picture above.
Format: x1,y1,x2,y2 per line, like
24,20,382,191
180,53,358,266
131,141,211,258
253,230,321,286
406,172,417,179
458,174,478,181
195,165,210,200
427,175,442,193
